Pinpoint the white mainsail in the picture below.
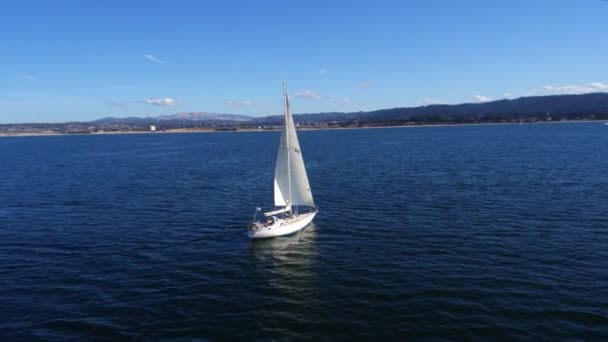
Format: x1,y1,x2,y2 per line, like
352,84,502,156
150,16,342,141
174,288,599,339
273,85,315,208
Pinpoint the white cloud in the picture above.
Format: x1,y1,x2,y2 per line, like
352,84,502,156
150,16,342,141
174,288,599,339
504,92,512,97
327,95,351,102
104,99,128,107
146,98,176,106
225,100,254,107
104,98,175,107
420,98,444,105
292,90,350,102
354,80,372,89
526,82,608,96
144,54,164,64
589,82,608,90
319,69,326,74
19,74,37,80
543,82,608,94
293,90,322,100
473,95,492,103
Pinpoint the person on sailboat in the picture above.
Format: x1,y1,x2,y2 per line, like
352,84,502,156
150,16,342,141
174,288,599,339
264,217,274,227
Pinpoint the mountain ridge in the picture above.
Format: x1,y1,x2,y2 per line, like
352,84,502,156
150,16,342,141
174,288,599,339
89,93,608,126
93,112,253,124
253,93,608,124
2,93,608,131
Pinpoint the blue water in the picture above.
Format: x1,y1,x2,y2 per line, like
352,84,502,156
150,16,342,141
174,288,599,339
1,123,607,340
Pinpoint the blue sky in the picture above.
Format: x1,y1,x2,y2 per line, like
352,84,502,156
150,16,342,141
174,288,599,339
1,0,607,123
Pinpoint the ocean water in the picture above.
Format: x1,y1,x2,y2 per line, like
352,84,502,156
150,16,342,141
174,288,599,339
1,123,607,340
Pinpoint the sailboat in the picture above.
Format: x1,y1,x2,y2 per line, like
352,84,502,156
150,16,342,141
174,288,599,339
249,84,318,239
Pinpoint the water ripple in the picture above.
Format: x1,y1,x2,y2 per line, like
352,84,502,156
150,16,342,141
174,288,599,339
1,124,607,339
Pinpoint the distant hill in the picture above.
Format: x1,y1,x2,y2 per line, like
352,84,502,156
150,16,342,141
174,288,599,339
92,116,152,124
90,93,608,126
249,112,362,125
3,93,608,134
93,112,253,124
353,92,608,123
251,93,608,125
155,112,252,122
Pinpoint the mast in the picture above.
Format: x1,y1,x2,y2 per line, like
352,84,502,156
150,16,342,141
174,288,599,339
272,83,313,211
283,83,292,214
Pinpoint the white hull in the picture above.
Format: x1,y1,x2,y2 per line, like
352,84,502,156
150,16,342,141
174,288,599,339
249,211,317,239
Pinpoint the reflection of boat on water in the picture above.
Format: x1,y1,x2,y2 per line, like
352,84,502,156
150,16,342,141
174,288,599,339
248,223,319,323
250,222,318,260
249,84,318,239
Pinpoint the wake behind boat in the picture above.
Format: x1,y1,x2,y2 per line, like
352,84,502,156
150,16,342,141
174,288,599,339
249,85,318,239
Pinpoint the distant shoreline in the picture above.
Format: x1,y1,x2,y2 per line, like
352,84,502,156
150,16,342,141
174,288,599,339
0,120,604,137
